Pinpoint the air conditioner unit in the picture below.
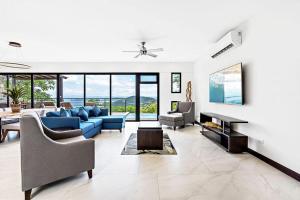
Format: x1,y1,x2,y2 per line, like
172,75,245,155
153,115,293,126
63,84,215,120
210,30,241,58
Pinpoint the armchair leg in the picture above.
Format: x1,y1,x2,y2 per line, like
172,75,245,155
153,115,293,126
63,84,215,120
25,189,32,200
88,170,93,179
193,122,195,126
173,126,176,131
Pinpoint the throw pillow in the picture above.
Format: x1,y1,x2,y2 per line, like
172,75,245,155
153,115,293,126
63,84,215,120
78,107,89,121
46,111,60,117
91,105,101,116
70,108,79,116
60,108,70,117
83,106,94,117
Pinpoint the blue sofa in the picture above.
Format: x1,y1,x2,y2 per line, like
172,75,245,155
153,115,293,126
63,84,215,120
41,108,126,139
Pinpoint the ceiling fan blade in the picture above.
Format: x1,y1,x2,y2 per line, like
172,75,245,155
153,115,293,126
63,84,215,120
122,50,140,53
134,54,140,58
147,48,164,52
146,53,157,58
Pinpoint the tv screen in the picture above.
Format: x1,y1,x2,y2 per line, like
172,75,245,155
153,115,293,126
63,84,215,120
209,63,243,105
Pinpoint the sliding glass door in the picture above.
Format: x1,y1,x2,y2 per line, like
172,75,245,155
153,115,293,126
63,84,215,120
33,74,57,108
0,75,7,108
139,75,159,120
86,75,110,110
8,75,32,108
111,75,136,120
0,73,159,121
60,74,84,107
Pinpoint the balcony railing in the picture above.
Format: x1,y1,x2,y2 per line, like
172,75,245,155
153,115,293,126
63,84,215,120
33,97,157,120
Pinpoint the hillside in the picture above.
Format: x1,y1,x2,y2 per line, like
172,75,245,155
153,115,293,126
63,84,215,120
112,96,156,106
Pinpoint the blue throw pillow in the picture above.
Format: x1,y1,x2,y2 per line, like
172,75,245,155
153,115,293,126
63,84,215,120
91,105,101,116
46,111,60,117
70,108,79,116
83,106,94,117
60,108,70,117
78,107,89,121
100,108,109,116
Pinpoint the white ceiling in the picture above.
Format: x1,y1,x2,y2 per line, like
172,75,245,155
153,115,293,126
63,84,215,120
0,0,278,62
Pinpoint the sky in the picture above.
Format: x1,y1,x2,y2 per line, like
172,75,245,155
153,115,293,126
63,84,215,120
56,75,157,98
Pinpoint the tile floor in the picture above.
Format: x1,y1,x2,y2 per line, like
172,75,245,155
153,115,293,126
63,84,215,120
0,123,299,200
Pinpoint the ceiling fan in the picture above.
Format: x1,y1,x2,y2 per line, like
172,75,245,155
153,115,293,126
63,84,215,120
122,42,163,58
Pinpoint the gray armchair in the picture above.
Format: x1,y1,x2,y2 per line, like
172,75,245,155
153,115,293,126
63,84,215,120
160,102,195,130
177,102,195,125
20,112,95,200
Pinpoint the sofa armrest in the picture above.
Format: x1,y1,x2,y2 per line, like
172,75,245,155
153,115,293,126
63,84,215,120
42,123,83,140
41,117,80,130
100,108,109,116
167,111,178,114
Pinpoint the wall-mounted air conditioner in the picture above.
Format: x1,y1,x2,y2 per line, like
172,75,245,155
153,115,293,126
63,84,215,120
210,30,241,58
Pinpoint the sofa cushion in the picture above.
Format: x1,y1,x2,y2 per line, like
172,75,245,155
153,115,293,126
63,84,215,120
60,108,71,117
46,111,60,117
99,116,124,123
78,108,89,121
80,122,95,133
159,113,183,122
90,105,101,117
86,118,103,127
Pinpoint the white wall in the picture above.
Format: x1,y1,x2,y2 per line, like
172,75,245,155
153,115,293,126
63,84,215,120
1,62,194,115
193,5,300,173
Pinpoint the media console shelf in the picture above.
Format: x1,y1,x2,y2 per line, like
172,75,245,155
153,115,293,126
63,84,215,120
200,112,248,153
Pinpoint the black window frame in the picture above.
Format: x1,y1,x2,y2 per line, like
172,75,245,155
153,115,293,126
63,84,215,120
138,73,160,121
0,72,160,122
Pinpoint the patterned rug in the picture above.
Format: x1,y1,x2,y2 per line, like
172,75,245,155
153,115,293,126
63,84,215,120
121,133,177,155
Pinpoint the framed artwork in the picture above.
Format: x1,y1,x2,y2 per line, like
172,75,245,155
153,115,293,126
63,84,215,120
171,101,179,111
171,73,181,93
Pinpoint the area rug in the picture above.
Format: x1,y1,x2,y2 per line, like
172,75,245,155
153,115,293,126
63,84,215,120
121,133,177,155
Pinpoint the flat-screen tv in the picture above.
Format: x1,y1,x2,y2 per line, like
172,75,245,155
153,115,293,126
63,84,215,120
209,63,243,105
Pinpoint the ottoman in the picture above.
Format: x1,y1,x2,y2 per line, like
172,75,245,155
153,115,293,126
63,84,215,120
159,113,184,130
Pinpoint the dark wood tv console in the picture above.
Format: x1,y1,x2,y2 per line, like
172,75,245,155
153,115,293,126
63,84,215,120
200,112,248,153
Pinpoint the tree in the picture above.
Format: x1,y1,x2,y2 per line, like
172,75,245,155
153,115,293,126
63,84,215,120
15,79,56,102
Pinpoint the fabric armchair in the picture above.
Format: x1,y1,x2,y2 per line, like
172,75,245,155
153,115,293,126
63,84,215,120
180,102,195,125
20,112,95,200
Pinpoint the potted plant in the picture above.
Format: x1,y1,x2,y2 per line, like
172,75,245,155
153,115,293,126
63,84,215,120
2,86,25,113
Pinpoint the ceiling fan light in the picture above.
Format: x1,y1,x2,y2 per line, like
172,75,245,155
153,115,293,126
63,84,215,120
9,41,22,48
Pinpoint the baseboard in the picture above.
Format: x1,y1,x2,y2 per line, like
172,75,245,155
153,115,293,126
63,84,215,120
247,148,300,182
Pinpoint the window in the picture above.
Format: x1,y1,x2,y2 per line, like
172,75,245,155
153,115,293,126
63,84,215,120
0,75,7,108
171,73,181,93
140,75,157,82
0,73,160,122
111,75,136,120
86,75,110,110
140,84,158,120
60,74,84,107
33,74,57,108
8,75,32,108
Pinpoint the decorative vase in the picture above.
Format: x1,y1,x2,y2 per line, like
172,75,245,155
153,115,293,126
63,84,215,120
10,103,21,113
